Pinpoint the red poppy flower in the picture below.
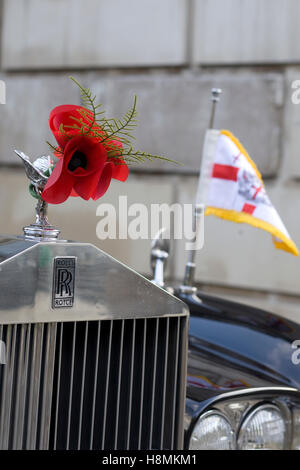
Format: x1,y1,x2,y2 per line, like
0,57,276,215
42,105,129,204
42,135,112,204
49,104,128,182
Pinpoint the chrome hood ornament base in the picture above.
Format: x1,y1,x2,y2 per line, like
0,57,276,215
14,150,60,240
23,198,60,240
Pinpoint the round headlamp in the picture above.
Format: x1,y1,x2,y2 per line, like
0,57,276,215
189,410,235,450
237,404,286,450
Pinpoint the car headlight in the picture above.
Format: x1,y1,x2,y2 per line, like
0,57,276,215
237,404,286,450
189,411,235,450
187,389,300,450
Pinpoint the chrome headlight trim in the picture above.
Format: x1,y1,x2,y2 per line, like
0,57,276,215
186,387,300,450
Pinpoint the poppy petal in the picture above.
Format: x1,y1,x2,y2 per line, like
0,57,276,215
70,188,79,197
73,170,103,200
112,161,129,182
92,162,113,200
50,105,85,132
49,105,105,148
42,159,74,204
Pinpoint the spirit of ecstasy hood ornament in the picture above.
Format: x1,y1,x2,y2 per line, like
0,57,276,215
12,78,179,241
14,150,60,240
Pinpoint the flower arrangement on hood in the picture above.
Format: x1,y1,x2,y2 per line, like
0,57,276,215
32,77,178,205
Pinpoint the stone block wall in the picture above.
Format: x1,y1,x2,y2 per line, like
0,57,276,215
0,0,300,321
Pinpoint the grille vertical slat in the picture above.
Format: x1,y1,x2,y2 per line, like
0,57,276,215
149,318,159,449
160,317,170,449
12,325,25,449
26,324,44,449
53,323,63,450
0,316,187,450
21,324,31,448
0,325,17,449
0,325,3,431
39,323,57,450
0,325,7,449
101,320,113,450
89,321,101,450
126,319,136,450
77,322,88,449
66,322,77,450
114,320,125,450
138,319,147,450
170,317,180,449
0,324,3,412
173,316,187,449
12,324,31,449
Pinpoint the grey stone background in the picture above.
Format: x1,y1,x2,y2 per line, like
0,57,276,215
0,0,300,322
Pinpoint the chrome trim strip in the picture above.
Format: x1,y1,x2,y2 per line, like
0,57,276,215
26,323,44,449
39,323,57,450
90,321,101,450
126,319,136,450
101,321,113,450
149,318,159,450
78,322,89,449
198,386,300,406
138,319,147,450
66,322,77,450
53,323,63,450
171,317,181,450
114,320,125,450
13,324,31,449
0,325,16,449
160,317,170,449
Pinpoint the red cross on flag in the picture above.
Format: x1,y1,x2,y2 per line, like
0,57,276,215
197,129,298,256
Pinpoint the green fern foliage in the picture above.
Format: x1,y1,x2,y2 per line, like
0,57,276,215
47,76,181,166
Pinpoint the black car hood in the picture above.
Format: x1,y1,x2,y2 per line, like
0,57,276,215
176,290,300,401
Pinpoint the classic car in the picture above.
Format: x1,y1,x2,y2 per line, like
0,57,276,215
0,214,299,451
0,88,299,451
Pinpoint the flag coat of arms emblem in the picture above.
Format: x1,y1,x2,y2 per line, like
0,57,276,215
197,129,298,256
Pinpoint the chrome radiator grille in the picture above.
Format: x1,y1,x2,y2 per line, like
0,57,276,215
0,316,187,450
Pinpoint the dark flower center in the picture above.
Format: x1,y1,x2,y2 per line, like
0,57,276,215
68,151,88,172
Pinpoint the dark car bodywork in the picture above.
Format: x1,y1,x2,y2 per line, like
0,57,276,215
176,290,300,447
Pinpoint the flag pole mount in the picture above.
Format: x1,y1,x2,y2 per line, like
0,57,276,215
209,88,222,128
180,87,222,294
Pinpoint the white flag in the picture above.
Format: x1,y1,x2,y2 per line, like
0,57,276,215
198,129,298,256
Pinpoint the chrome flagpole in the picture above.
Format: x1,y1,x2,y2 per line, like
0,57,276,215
181,88,222,292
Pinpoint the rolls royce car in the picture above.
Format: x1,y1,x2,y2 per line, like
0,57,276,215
0,224,300,450
1,137,299,450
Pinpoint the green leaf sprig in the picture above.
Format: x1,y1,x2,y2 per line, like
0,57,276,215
47,76,181,167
